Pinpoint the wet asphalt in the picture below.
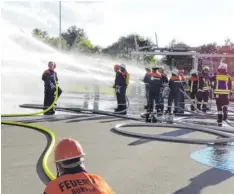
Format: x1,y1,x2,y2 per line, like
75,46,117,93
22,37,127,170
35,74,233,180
2,112,234,194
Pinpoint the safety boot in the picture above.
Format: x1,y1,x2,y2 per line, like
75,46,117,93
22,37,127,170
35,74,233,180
223,113,227,121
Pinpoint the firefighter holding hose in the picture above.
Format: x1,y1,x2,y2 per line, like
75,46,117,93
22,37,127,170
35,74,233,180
114,64,129,115
211,62,232,127
43,138,113,194
42,61,62,115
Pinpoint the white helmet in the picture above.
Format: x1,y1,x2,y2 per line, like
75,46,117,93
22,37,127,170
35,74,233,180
171,69,178,75
120,64,126,69
160,65,165,70
151,65,158,69
218,62,227,70
190,69,198,75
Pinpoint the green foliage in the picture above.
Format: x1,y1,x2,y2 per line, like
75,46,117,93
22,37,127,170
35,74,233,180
144,56,157,64
61,25,87,49
102,34,138,58
103,33,155,64
31,26,233,69
32,28,49,40
46,37,68,50
77,38,94,51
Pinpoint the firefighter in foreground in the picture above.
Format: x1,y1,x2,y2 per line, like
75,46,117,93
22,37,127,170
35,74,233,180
113,64,120,112
188,69,199,111
44,138,113,194
210,62,232,127
42,61,62,115
197,66,211,112
165,68,185,115
145,65,163,122
114,63,129,114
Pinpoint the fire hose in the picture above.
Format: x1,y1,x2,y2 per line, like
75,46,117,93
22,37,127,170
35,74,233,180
2,83,234,185
1,84,60,181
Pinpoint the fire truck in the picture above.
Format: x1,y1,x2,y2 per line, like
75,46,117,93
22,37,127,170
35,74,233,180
132,36,234,100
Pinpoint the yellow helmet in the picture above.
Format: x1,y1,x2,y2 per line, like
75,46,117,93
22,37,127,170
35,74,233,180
203,66,209,71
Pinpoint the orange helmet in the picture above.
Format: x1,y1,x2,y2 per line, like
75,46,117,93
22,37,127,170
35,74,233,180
114,64,120,71
54,138,85,163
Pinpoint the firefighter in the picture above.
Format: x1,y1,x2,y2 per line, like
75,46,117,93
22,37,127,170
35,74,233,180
113,64,120,111
42,61,62,115
143,67,151,109
188,69,199,111
165,68,185,115
177,68,186,113
145,65,163,122
197,66,211,112
210,62,232,127
43,138,113,194
158,65,169,113
114,64,129,114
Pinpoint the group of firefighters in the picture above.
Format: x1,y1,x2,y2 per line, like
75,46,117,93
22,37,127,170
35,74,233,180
42,61,232,193
141,61,233,126
42,60,233,126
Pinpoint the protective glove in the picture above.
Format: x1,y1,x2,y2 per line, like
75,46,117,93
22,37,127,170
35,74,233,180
116,85,121,93
50,83,55,90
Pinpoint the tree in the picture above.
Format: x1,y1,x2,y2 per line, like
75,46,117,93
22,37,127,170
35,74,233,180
45,37,68,50
103,34,137,58
92,46,102,54
224,38,233,46
61,26,87,49
103,33,155,64
199,43,218,53
75,38,94,52
168,38,176,47
32,28,48,40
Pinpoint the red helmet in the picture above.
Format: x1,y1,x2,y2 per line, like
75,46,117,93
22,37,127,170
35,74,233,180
178,68,184,74
114,64,120,71
54,138,85,163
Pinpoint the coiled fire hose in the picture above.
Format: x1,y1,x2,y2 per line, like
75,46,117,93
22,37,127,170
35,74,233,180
2,83,234,185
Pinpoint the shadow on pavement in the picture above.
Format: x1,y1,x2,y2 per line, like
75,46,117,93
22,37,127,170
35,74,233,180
66,115,114,123
15,115,87,123
172,168,233,194
36,130,51,185
99,118,128,123
128,128,194,146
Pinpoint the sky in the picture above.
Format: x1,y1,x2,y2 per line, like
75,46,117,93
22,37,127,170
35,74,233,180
2,0,234,48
